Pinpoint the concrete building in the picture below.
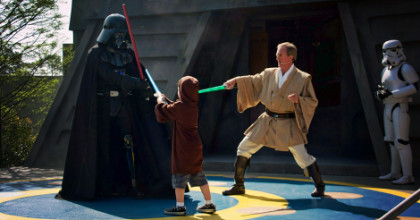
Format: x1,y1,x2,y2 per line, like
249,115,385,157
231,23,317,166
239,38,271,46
27,0,420,177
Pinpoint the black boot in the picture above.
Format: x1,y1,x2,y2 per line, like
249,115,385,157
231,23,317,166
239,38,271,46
305,162,325,197
222,156,249,195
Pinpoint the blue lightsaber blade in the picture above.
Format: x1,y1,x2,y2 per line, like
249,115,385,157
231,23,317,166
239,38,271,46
145,69,167,103
145,68,161,94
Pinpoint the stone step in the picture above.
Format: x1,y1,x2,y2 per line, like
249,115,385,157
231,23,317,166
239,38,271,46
203,154,379,177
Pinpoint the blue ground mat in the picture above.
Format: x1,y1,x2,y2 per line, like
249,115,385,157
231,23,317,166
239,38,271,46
0,175,419,219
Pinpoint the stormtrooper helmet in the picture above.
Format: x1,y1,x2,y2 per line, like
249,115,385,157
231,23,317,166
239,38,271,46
97,13,129,50
381,39,406,67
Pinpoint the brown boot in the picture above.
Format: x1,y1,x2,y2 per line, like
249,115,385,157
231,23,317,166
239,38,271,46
222,156,249,195
305,162,325,197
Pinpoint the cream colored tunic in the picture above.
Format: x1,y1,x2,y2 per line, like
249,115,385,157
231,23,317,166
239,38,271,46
235,67,318,151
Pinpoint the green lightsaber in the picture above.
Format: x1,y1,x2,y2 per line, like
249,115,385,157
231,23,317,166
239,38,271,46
198,85,226,94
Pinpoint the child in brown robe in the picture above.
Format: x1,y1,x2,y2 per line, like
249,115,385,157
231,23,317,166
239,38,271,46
154,76,216,216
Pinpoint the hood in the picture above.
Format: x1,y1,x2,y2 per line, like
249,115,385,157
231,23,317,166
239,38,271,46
178,76,199,105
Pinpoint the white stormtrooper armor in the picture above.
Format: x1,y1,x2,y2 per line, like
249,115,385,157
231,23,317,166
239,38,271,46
377,39,419,185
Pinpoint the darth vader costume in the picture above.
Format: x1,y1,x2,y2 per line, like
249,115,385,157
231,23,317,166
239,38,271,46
56,14,173,200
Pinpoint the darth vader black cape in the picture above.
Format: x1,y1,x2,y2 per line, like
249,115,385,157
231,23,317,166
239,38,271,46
57,44,173,201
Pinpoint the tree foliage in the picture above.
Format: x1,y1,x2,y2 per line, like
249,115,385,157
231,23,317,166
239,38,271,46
0,0,64,167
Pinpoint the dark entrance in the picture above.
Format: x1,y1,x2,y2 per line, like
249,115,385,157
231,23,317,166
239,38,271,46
247,5,374,159
250,15,342,107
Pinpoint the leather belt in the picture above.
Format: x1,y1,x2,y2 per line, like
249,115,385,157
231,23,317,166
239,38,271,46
265,109,295,118
97,90,120,97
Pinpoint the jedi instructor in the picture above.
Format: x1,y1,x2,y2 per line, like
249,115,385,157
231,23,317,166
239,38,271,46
222,42,325,197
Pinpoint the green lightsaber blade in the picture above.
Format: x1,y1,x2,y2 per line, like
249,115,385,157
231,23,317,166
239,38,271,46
198,85,226,94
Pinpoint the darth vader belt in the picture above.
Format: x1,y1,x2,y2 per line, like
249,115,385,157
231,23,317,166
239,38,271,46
109,91,119,97
97,90,120,97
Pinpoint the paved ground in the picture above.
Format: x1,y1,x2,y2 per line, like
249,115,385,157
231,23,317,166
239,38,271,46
0,166,419,219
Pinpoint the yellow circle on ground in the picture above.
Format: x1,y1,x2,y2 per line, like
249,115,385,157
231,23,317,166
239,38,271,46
0,186,290,220
236,206,296,216
0,176,418,220
323,192,363,199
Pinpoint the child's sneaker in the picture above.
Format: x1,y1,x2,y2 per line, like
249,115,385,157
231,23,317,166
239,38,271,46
164,206,187,216
197,203,216,214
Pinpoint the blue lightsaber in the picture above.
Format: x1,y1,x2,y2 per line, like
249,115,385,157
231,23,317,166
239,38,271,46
145,68,161,94
145,68,167,103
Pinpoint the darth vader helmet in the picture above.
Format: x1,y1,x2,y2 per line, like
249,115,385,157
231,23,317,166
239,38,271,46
381,39,406,67
97,13,129,50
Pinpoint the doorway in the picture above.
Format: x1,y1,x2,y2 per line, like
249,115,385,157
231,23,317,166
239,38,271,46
250,15,342,107
248,9,345,156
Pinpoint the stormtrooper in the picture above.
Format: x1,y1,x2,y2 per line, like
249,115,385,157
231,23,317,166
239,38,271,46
57,13,172,200
376,39,418,185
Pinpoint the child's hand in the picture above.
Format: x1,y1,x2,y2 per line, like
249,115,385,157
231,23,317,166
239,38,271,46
155,93,167,104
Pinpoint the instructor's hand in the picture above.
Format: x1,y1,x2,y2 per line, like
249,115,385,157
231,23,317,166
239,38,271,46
288,93,299,103
223,78,236,90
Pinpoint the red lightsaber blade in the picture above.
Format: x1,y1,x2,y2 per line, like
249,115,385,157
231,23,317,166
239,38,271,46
122,4,144,80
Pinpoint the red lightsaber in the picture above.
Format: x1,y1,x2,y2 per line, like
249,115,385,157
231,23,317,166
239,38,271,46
122,4,144,80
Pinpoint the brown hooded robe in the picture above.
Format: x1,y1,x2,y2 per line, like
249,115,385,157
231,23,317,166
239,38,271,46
154,76,203,174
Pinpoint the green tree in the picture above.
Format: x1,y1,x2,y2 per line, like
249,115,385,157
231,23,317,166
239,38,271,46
0,0,64,167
